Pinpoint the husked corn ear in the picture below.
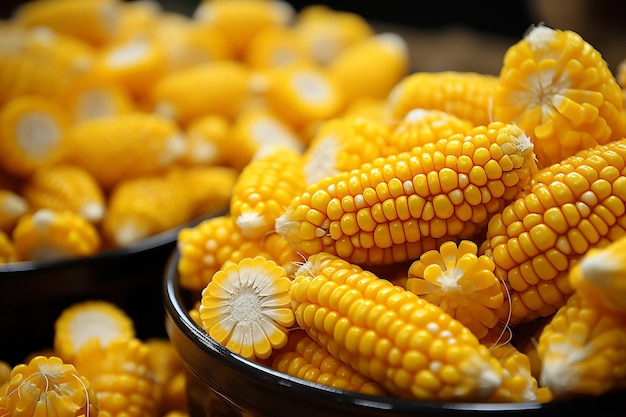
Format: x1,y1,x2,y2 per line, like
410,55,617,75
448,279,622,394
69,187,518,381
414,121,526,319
486,342,540,403
0,189,28,232
53,299,135,363
406,240,504,339
244,26,312,70
494,25,624,168
0,355,98,417
537,292,626,399
22,164,106,223
12,208,101,262
0,231,18,264
303,115,391,185
182,114,232,166
276,121,537,265
200,256,295,360
0,95,69,178
177,214,247,291
271,329,387,395
66,112,187,189
290,251,503,401
74,337,158,417
230,146,306,238
387,71,499,126
227,232,302,277
485,138,626,324
326,32,409,103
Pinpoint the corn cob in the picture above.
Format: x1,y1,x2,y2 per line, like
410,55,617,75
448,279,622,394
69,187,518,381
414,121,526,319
182,114,232,167
226,232,302,277
0,355,98,417
177,214,248,292
271,329,387,395
65,112,186,189
53,299,135,363
0,231,18,264
65,82,136,122
493,25,624,168
12,209,101,262
387,71,499,126
0,189,28,233
0,95,69,178
74,337,158,417
485,137,626,324
406,240,504,339
486,342,541,403
537,292,626,399
290,251,503,401
21,164,106,224
230,146,307,238
144,338,186,414
199,256,295,361
276,121,537,265
326,32,409,103
244,25,312,70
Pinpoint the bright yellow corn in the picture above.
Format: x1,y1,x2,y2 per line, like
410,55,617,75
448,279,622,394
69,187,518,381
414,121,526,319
12,208,101,262
22,164,106,224
0,355,98,417
271,329,387,395
276,121,537,265
182,114,232,167
144,338,186,414
53,299,135,363
406,240,504,339
290,251,503,401
243,25,312,70
0,95,69,178
486,342,540,403
537,292,626,399
65,112,186,189
199,256,295,361
113,0,161,41
0,189,28,233
387,71,499,125
485,138,626,324
0,231,18,264
230,146,306,238
64,82,136,122
226,232,302,277
494,25,624,168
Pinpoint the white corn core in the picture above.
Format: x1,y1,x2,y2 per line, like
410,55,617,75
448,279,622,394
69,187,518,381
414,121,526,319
80,202,106,223
539,340,587,396
271,1,296,26
1,192,28,219
76,89,116,121
68,310,125,351
159,133,188,166
16,112,61,159
107,38,149,68
579,250,619,287
525,25,556,51
303,134,340,185
114,221,150,246
250,118,303,155
374,32,408,57
293,72,331,104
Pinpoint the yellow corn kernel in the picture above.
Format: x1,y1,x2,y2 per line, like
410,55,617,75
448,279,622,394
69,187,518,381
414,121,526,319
102,173,195,247
227,232,302,277
486,342,539,403
537,292,626,399
291,251,503,401
53,299,135,363
14,0,120,46
303,115,391,185
0,95,69,178
65,112,186,190
176,214,248,291
74,337,158,417
276,121,537,265
22,164,106,224
193,0,295,58
144,338,185,414
494,25,624,168
387,71,499,126
293,5,373,66
0,189,28,233
230,146,306,238
151,60,251,125
485,138,626,324
406,240,504,339
64,81,136,122
327,32,409,103
12,208,101,262
182,114,232,167
0,356,98,417
271,329,387,395
200,256,295,361
0,230,18,264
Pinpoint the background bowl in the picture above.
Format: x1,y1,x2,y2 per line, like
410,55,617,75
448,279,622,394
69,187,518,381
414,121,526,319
163,249,626,417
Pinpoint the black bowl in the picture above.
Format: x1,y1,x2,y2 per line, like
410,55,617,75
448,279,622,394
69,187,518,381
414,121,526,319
163,249,626,417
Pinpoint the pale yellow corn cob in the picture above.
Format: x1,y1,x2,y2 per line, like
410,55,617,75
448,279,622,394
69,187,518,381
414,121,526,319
0,189,28,233
182,114,232,167
0,230,18,264
243,25,313,70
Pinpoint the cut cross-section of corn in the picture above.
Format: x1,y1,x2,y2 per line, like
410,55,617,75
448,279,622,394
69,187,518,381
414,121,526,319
271,329,387,395
22,164,106,224
387,71,499,126
0,95,69,178
230,146,306,239
182,114,232,167
243,25,313,70
53,299,135,363
276,121,537,265
65,112,187,189
12,208,101,262
494,25,624,168
485,138,626,324
0,355,98,417
290,251,503,401
537,292,626,399
0,189,28,233
199,256,295,361
406,240,504,339
0,230,18,264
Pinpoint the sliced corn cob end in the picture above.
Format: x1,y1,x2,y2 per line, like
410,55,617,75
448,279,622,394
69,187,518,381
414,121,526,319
199,256,295,361
0,189,28,232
